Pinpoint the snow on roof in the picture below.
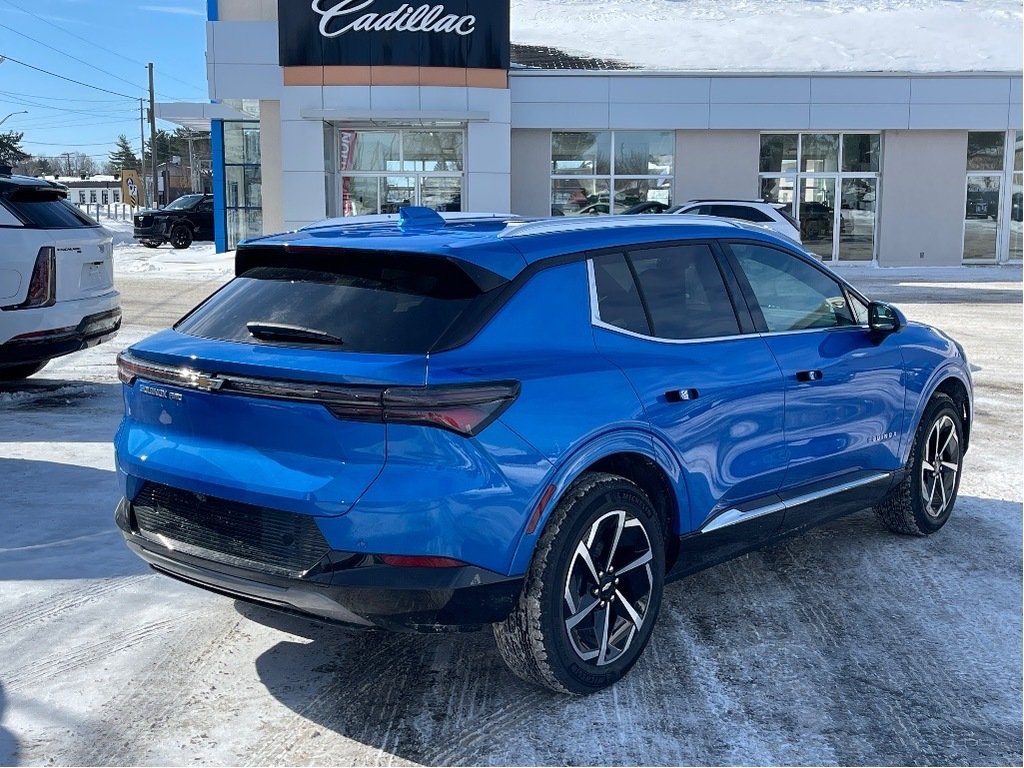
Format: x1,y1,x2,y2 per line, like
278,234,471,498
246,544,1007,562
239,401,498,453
510,0,1023,73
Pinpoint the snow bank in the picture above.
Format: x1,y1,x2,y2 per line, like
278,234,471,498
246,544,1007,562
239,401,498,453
511,0,1023,72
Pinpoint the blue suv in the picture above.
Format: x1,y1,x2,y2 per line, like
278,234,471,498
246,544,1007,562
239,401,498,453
115,209,972,694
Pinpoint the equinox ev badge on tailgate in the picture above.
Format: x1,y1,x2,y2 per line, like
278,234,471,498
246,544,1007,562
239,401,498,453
140,385,183,402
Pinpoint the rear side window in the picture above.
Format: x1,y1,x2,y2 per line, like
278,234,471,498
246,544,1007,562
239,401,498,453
629,244,741,340
592,253,650,335
176,250,501,355
709,204,773,223
1,188,97,229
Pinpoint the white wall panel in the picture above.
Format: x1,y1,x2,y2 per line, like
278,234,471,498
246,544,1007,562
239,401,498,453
710,77,811,104
512,102,609,130
212,21,278,65
911,77,1012,104
609,103,709,129
280,121,326,173
467,88,512,123
321,86,372,111
909,103,1010,130
709,103,810,129
466,172,512,213
419,86,469,113
467,122,511,175
809,103,910,130
810,77,910,104
511,76,609,103
608,77,710,104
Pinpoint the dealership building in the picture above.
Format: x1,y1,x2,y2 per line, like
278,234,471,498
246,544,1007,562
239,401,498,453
160,0,1023,266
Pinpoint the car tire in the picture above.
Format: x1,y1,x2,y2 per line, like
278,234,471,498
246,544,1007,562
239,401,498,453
169,226,193,249
493,472,665,695
0,361,48,381
874,393,964,536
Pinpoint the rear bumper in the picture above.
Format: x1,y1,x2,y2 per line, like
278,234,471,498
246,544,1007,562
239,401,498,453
115,498,523,632
0,304,121,365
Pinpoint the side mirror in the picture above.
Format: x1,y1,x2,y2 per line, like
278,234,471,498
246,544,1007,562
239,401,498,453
868,301,902,333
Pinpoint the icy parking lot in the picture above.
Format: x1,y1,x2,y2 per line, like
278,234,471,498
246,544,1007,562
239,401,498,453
0,261,1021,766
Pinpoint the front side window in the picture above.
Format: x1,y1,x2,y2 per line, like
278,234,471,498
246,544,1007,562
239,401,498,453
730,242,856,332
552,131,674,216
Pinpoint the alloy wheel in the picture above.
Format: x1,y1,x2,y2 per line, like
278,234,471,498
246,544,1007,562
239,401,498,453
562,509,654,666
920,414,960,518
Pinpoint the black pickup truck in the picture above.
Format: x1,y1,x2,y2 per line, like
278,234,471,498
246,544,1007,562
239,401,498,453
133,194,214,249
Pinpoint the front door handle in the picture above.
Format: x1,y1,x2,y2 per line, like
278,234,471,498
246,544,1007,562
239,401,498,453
795,370,824,382
666,388,700,402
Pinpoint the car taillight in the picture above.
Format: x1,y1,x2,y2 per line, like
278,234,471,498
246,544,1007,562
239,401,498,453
372,382,521,437
116,351,519,438
2,247,55,310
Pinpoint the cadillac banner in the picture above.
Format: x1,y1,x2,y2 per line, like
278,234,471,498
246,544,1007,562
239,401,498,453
278,0,511,69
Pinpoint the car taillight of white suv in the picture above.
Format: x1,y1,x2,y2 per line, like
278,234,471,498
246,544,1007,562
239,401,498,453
0,169,121,381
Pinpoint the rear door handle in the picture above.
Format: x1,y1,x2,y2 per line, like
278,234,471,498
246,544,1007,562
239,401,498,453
666,388,700,402
795,370,824,382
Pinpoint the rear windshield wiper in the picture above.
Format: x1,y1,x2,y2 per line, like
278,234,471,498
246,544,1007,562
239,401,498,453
246,322,345,346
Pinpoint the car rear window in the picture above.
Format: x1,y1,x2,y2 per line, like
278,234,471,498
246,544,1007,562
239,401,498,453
1,187,97,229
773,205,800,229
176,250,504,354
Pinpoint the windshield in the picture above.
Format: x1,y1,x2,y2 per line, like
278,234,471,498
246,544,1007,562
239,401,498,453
164,195,202,211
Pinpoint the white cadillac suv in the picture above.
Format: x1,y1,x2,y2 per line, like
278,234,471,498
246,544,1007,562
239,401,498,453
0,170,121,381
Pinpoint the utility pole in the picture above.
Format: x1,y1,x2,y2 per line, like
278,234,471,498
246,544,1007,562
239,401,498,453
138,98,146,207
186,129,197,193
148,63,158,207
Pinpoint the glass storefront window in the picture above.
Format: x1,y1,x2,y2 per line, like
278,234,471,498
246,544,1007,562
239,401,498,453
1010,132,1022,262
552,132,611,176
842,134,880,173
801,134,839,173
759,134,798,173
614,131,674,176
967,132,1006,171
963,175,1001,261
403,131,463,172
839,178,876,262
223,120,262,249
551,131,673,215
348,131,400,171
759,133,880,262
798,177,836,259
336,127,464,216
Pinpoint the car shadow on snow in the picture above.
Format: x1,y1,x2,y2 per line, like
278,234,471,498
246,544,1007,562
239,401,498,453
0,458,144,581
0,684,17,767
245,497,1022,766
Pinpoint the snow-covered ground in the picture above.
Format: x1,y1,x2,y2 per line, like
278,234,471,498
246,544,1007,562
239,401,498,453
0,261,1020,765
511,0,1022,71
99,219,234,282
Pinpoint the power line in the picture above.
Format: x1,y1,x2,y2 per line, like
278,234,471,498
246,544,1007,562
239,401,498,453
0,22,147,94
0,53,139,99
21,139,123,147
0,0,207,96
0,88,130,103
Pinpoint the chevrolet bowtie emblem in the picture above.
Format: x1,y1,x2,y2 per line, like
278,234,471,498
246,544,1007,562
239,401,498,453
185,371,225,392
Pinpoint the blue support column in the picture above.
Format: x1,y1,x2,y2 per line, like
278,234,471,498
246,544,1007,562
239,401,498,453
211,119,227,253
207,0,218,21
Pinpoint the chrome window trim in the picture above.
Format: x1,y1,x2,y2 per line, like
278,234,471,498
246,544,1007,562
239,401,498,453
700,472,891,534
587,257,869,344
